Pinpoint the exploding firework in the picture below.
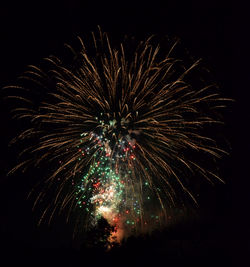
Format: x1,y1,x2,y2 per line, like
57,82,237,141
6,28,229,240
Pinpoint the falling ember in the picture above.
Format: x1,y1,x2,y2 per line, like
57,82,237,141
6,27,230,241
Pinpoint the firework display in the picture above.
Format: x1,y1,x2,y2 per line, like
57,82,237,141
7,29,228,240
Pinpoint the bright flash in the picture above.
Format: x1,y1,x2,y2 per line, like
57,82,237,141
98,206,112,214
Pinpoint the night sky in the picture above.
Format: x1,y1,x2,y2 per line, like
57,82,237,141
0,0,248,266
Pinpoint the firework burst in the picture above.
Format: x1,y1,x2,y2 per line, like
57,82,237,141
6,28,229,240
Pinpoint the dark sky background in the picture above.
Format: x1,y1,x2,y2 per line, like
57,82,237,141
0,0,248,266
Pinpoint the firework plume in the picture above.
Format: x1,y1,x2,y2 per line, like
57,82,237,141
6,28,228,241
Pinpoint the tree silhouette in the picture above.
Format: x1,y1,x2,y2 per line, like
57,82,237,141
80,217,118,252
